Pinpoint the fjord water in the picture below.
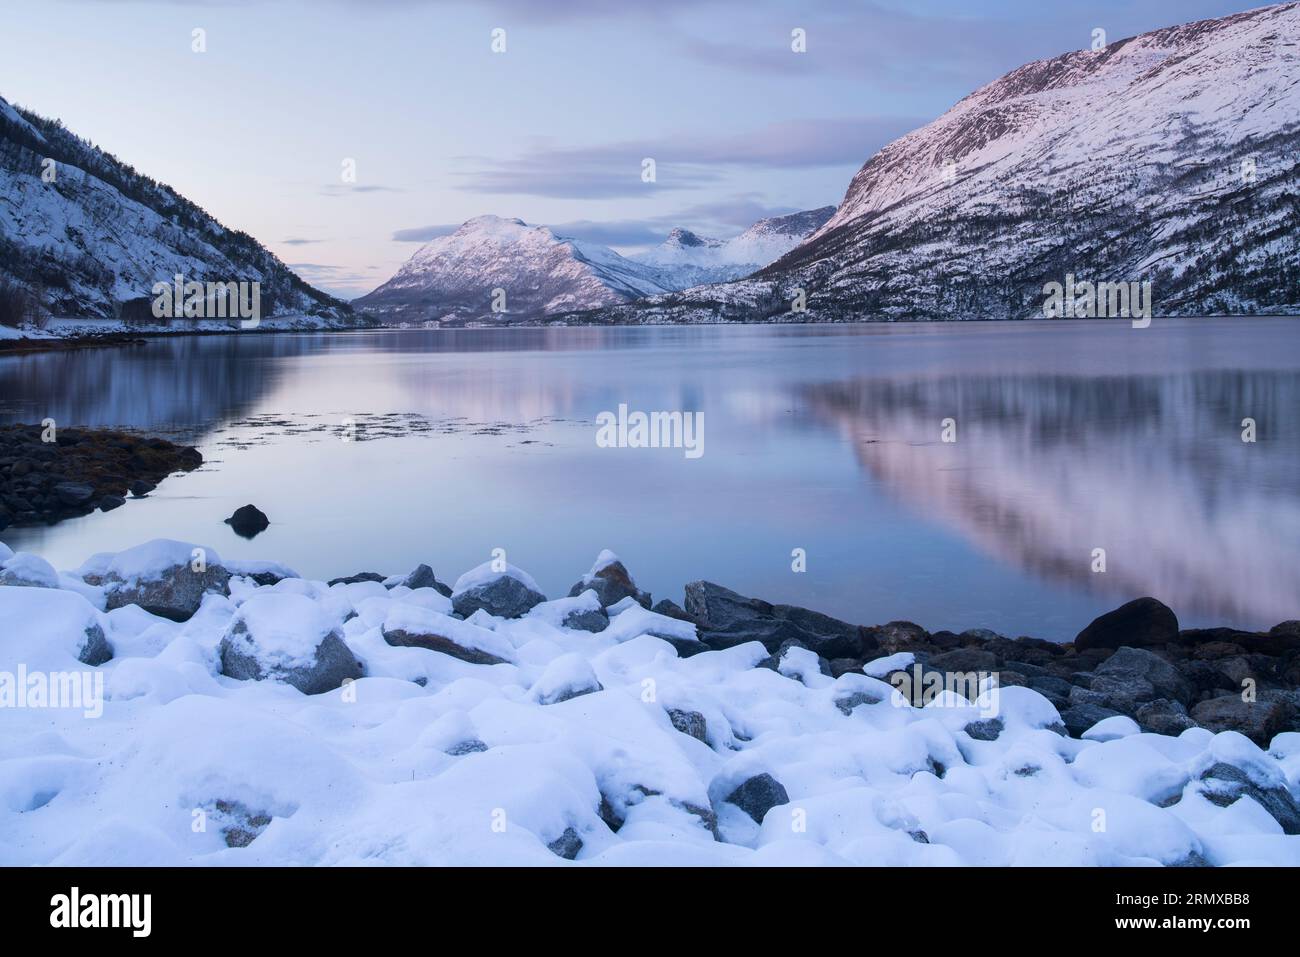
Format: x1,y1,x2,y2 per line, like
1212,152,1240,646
1,319,1296,640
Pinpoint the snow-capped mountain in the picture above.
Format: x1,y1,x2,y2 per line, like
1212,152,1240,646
585,3,1300,323
357,216,674,323
633,207,835,288
0,93,354,327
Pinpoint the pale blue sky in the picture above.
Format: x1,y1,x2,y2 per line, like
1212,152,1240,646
0,0,1267,297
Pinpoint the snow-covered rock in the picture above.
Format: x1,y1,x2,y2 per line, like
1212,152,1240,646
101,539,230,622
566,549,650,609
0,551,59,589
1,537,1299,866
218,592,362,695
451,559,546,619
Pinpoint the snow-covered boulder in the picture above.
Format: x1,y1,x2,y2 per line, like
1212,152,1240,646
0,552,59,589
451,561,546,619
0,586,113,667
567,550,651,609
395,563,452,597
527,590,608,633
219,593,363,694
381,603,514,665
102,540,231,621
529,653,603,705
720,772,790,825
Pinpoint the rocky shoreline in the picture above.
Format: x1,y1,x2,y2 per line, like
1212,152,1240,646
0,424,203,530
4,541,1299,862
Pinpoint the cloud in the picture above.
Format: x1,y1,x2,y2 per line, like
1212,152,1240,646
319,183,406,197
281,237,324,246
454,116,921,199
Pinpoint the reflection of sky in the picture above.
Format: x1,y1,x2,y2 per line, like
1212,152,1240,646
0,0,1265,296
2,319,1297,639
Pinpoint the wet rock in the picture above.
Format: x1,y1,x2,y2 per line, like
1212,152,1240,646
97,495,126,513
723,772,790,824
1059,703,1125,738
1074,597,1178,652
225,504,269,539
685,580,869,659
1190,695,1294,746
1134,698,1196,736
1094,646,1192,706
128,480,156,498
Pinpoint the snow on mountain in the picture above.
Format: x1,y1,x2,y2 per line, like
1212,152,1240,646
356,215,674,324
0,92,355,329
586,3,1300,323
633,208,835,289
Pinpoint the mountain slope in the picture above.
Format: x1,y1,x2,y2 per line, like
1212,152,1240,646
634,207,835,288
0,93,354,328
357,216,674,323
584,2,1300,324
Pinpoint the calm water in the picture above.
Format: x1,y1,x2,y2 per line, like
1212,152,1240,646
2,320,1297,640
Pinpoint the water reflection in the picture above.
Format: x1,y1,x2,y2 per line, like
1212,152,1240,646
804,371,1300,625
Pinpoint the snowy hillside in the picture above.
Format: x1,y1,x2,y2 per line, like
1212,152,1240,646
0,93,355,329
356,216,675,324
633,207,835,288
588,3,1300,323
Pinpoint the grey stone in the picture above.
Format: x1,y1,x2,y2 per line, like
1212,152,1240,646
1199,763,1300,835
1074,597,1179,652
453,575,546,619
220,626,363,695
1095,646,1192,705
1190,695,1294,746
1059,703,1125,738
723,772,790,824
668,708,707,741
685,580,867,659
104,560,231,622
381,623,509,665
547,827,583,860
52,482,95,506
964,718,1005,741
568,556,650,609
561,606,609,633
1134,698,1197,736
78,622,113,666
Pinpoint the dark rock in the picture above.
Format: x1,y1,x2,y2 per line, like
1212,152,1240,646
328,572,386,586
1094,646,1192,705
128,480,156,498
928,648,998,673
964,718,1005,741
446,739,488,756
685,580,868,659
651,598,696,623
453,575,546,620
561,606,609,633
546,827,583,860
659,634,711,658
834,689,883,715
568,553,651,609
862,620,926,654
828,657,864,678
1190,695,1294,746
1059,703,1125,738
52,482,95,506
1199,763,1300,835
97,495,126,513
225,504,269,539
397,563,452,597
1134,698,1196,736
723,772,790,824
668,709,707,741
382,624,509,665
220,628,363,695
78,622,114,666
1074,597,1179,652
104,558,231,622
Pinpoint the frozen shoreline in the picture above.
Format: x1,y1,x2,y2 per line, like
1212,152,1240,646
1,538,1298,866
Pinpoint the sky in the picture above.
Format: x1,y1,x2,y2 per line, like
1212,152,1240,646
0,0,1271,298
